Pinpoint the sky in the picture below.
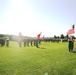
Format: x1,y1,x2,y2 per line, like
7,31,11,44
0,0,76,37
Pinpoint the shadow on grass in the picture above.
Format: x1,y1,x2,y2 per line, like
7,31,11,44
41,47,46,49
70,51,76,53
37,47,46,49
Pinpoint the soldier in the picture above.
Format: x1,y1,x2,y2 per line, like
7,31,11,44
36,32,42,48
68,37,74,52
6,37,9,47
36,39,39,48
18,32,23,47
23,38,26,47
34,39,36,46
30,39,33,46
27,39,29,47
0,38,5,47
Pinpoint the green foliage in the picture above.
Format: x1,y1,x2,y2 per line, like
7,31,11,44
0,41,76,75
0,34,4,37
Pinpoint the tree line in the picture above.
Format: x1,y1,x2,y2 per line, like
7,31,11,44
0,34,75,42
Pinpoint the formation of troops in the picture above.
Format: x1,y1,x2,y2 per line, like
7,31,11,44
0,36,60,47
0,32,42,48
0,32,75,52
0,37,41,48
18,32,42,48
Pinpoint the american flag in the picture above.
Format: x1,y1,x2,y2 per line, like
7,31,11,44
67,25,75,35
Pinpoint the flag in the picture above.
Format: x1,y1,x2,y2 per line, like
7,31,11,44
67,25,75,35
37,32,42,39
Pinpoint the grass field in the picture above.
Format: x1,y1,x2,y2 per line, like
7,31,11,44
0,41,76,75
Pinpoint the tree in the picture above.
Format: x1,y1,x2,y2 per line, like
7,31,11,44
60,34,64,39
54,35,56,39
64,34,69,39
0,34,4,37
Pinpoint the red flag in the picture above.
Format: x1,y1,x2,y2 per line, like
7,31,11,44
67,25,75,35
37,32,42,39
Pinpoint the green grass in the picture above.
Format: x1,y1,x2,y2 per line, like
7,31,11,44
0,41,76,75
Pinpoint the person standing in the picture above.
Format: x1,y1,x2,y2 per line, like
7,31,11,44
23,38,26,47
6,37,9,47
18,32,23,47
27,39,29,47
68,37,74,52
30,39,33,46
36,32,42,48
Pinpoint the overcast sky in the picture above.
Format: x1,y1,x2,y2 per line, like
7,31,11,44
0,0,76,37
